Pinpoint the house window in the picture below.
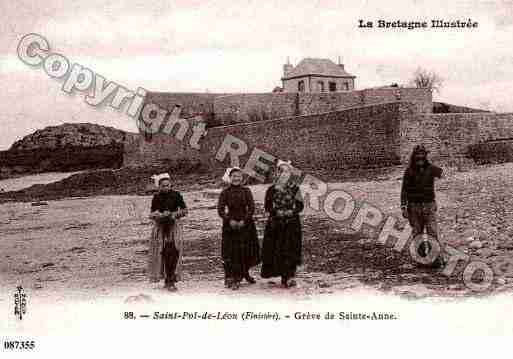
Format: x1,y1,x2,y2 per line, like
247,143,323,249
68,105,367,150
329,82,337,92
343,82,349,91
317,81,325,92
298,80,305,92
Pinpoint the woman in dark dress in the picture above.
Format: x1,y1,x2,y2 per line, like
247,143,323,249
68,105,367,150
261,161,304,288
217,167,261,290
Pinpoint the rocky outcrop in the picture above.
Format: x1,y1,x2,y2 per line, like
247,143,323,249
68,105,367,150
9,123,134,150
0,123,137,178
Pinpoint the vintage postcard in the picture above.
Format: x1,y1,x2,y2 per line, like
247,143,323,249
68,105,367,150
1,0,512,356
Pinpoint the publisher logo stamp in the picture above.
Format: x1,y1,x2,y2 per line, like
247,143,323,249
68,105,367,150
14,286,27,320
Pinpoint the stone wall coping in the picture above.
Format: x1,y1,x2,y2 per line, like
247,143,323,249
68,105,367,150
417,112,513,117
206,101,405,131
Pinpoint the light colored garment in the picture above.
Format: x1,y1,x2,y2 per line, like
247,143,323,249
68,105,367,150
147,219,184,282
222,166,242,184
277,159,292,170
150,173,171,187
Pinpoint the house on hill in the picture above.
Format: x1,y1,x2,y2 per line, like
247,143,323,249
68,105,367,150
281,57,356,93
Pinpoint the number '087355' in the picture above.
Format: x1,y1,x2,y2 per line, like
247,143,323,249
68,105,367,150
3,340,36,350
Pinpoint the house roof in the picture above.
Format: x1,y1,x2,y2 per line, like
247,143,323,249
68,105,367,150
283,58,355,80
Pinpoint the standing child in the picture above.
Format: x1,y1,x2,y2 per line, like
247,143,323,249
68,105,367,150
148,173,188,291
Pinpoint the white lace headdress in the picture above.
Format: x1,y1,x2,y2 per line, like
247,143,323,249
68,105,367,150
151,173,171,187
222,166,242,184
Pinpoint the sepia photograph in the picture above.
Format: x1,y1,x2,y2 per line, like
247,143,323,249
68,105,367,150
1,0,512,356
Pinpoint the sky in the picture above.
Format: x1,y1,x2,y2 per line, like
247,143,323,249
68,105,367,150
1,0,513,150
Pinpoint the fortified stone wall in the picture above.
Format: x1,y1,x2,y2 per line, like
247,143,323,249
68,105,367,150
128,92,512,174
212,93,299,126
143,92,232,121
400,104,513,162
212,88,432,124
143,88,432,128
125,102,404,171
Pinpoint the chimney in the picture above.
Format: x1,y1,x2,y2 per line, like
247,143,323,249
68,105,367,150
338,56,345,71
283,56,293,78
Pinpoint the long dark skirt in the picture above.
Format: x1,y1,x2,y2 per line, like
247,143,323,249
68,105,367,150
221,220,261,281
261,216,302,279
